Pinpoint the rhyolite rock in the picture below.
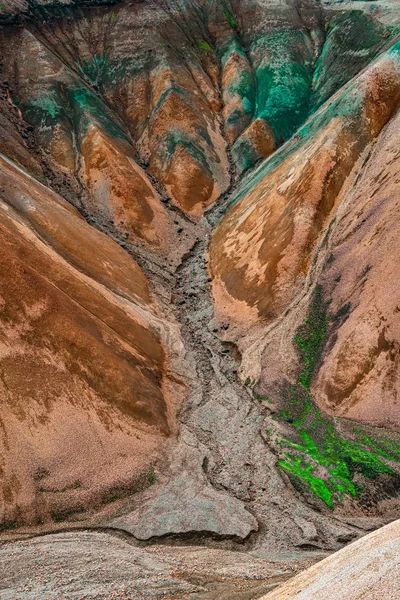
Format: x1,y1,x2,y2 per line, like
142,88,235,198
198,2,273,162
260,519,400,600
0,152,186,526
1,0,400,561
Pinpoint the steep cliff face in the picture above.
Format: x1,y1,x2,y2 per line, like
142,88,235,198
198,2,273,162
1,0,400,561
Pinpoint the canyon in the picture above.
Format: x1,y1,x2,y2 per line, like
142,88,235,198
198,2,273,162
1,0,400,598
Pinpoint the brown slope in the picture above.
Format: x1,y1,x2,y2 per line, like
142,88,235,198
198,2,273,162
210,48,400,335
312,109,400,428
0,154,185,527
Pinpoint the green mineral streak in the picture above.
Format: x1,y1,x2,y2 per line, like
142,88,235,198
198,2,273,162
218,37,256,130
100,57,146,87
224,39,400,216
256,61,312,143
151,85,189,117
67,87,130,142
252,29,314,143
164,129,211,171
312,11,399,108
22,87,69,130
219,38,246,68
276,285,400,507
76,52,108,85
27,94,60,121
231,133,261,174
227,68,256,113
227,12,400,176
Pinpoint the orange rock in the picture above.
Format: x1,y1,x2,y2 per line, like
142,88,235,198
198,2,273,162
314,109,400,429
210,53,400,334
144,65,229,217
80,124,176,250
164,145,214,216
0,155,183,526
222,51,253,144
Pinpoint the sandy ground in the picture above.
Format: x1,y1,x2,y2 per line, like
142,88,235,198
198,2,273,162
0,530,321,600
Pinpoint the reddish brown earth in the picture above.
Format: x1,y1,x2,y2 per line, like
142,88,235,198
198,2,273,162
1,0,400,598
210,46,400,429
0,153,187,526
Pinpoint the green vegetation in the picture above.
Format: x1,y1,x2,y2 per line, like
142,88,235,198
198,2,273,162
246,378,273,404
276,285,400,508
148,465,157,485
279,455,335,507
0,521,17,532
219,0,236,29
295,285,328,389
199,40,214,53
279,421,395,508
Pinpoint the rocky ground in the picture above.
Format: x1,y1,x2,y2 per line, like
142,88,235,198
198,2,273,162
0,529,321,599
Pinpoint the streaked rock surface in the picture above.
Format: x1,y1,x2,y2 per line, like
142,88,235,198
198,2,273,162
259,518,400,600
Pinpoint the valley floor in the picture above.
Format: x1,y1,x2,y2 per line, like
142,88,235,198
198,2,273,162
0,528,324,600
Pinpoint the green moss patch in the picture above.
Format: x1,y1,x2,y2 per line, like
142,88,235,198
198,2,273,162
274,286,400,508
219,0,236,29
199,40,214,53
295,285,328,389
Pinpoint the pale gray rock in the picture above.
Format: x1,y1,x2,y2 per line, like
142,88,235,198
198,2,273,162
111,434,258,540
